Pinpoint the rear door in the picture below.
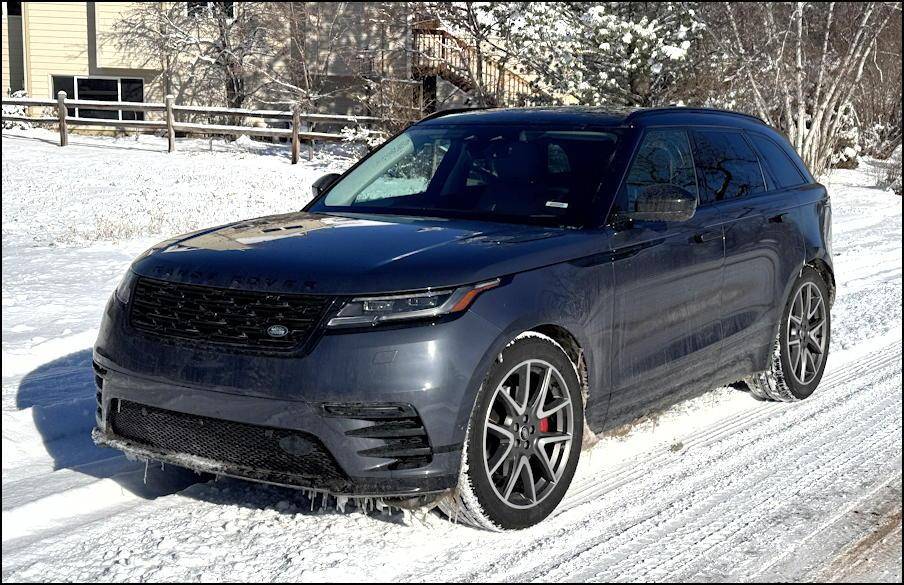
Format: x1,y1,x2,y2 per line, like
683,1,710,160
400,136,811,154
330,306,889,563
691,129,805,384
606,128,726,424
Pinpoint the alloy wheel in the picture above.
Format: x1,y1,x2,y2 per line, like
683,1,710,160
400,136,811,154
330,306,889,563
482,359,574,510
787,281,828,385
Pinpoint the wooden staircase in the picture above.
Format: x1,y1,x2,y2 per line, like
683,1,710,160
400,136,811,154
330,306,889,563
411,28,533,107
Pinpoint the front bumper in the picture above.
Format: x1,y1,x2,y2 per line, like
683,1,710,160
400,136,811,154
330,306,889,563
92,291,505,496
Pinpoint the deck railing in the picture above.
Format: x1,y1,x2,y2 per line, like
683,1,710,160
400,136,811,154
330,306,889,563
412,28,534,105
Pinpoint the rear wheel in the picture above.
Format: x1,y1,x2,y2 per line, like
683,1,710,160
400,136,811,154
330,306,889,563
746,267,831,401
440,336,583,530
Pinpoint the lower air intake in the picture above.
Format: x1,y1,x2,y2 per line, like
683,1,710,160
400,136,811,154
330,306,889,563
110,400,347,486
324,403,433,471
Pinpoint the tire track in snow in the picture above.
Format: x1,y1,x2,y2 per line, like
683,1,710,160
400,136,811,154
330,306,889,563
559,342,898,512
594,391,899,581
522,346,900,582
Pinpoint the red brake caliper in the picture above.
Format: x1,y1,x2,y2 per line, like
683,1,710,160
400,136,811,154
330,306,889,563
538,418,550,433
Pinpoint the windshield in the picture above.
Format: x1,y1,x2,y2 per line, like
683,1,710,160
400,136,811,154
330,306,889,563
308,125,621,227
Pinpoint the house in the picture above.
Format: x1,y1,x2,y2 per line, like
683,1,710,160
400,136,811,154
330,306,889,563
2,1,160,121
2,1,535,123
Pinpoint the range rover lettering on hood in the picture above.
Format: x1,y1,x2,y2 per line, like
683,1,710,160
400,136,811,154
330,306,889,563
131,211,598,295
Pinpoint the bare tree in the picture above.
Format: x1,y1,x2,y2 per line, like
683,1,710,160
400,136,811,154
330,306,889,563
251,1,421,136
697,2,900,175
253,2,356,112
350,2,424,132
855,9,902,158
112,1,276,115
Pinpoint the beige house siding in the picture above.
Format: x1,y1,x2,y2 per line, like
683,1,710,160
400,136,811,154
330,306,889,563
21,1,159,102
2,7,9,94
10,2,516,121
94,2,148,69
23,1,90,98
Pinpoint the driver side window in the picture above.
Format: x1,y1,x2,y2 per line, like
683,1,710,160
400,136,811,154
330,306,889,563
622,129,697,211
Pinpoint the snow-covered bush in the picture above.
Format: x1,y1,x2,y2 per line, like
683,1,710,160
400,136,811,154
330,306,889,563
2,90,30,130
869,145,902,195
831,117,862,170
509,2,704,106
340,126,387,149
861,123,903,160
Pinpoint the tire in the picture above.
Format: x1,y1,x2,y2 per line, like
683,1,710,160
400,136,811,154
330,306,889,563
746,267,831,402
439,336,584,530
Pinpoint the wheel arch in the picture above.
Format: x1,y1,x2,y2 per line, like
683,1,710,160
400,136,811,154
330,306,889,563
528,324,589,400
462,322,599,451
806,257,836,306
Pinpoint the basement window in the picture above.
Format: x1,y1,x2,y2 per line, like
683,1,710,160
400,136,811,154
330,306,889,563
50,76,145,120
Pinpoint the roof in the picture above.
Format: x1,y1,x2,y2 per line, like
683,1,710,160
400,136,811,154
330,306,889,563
417,106,767,129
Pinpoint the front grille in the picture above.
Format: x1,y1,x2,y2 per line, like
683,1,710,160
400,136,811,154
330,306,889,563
110,400,347,485
325,403,433,471
130,277,332,350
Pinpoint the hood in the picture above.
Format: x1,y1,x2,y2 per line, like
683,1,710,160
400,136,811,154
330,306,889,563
131,212,603,294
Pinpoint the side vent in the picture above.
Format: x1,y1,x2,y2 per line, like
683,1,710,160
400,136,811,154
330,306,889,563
92,361,107,423
323,403,433,471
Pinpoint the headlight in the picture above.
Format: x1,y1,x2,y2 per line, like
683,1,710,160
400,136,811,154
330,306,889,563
114,269,138,304
327,278,501,327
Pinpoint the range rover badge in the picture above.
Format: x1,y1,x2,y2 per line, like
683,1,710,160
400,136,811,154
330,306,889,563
267,324,289,338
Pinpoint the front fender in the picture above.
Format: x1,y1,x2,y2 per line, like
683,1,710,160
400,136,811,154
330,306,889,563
465,259,614,433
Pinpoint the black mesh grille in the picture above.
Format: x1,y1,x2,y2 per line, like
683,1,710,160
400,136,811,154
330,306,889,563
110,400,347,484
129,277,332,350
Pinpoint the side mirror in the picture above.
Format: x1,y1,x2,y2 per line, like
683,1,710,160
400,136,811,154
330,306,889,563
631,184,697,222
312,173,341,197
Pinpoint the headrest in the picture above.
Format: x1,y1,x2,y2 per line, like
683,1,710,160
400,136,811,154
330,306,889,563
491,141,545,184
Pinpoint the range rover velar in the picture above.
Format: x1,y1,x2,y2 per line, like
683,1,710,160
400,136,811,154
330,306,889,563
93,107,834,530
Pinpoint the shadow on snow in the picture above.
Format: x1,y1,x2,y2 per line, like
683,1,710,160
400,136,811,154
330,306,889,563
15,348,409,523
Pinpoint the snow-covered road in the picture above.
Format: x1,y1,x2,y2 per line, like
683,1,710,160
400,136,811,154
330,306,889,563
2,130,901,582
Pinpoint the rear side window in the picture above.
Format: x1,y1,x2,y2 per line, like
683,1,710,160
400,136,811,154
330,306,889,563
692,130,765,203
622,129,698,211
747,133,807,189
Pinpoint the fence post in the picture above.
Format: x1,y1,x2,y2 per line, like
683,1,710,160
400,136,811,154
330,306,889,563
56,91,68,147
291,106,300,165
165,95,176,152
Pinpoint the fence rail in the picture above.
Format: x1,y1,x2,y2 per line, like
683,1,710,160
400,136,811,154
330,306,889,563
1,93,387,163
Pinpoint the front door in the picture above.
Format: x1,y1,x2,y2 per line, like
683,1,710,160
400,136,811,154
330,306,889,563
605,128,726,425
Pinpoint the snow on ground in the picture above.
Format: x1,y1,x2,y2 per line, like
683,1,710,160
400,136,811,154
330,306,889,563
1,128,361,246
2,129,902,582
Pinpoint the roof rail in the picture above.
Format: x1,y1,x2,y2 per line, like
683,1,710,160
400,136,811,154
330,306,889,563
416,107,491,124
625,107,766,125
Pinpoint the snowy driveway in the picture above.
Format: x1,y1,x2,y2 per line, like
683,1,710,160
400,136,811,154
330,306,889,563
2,131,901,581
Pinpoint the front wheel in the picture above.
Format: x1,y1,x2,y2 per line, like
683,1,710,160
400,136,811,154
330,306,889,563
746,267,831,401
440,336,583,530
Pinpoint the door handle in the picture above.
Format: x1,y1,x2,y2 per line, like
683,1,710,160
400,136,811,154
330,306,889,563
692,230,722,244
768,213,787,223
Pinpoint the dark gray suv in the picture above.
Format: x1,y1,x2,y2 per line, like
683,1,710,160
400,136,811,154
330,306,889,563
93,107,834,529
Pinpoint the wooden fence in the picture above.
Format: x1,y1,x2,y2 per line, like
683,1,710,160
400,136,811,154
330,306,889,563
1,92,387,164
